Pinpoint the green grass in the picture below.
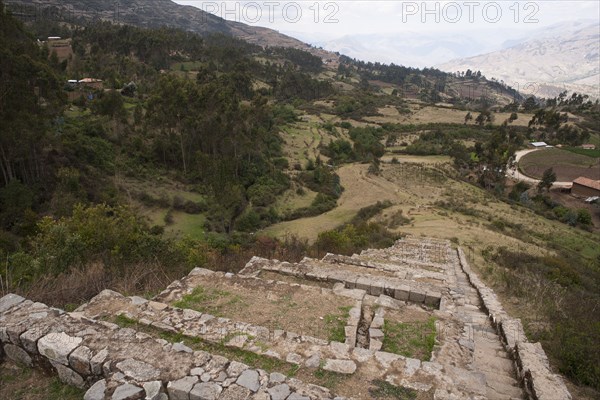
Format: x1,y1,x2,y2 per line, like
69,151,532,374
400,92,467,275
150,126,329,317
324,306,352,342
382,317,436,361
165,211,206,239
0,364,85,400
563,147,600,158
369,379,418,399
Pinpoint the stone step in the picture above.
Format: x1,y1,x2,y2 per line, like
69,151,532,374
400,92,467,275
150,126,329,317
0,293,340,400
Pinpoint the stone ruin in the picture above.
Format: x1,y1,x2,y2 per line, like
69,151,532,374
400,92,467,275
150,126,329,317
0,237,572,399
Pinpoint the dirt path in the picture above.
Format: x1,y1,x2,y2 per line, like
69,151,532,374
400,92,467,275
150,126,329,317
263,164,410,241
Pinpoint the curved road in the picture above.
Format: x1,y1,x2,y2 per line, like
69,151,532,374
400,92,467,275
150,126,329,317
506,149,573,189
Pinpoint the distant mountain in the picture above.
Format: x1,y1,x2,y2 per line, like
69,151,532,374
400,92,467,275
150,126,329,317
437,22,599,98
6,0,335,59
311,32,502,69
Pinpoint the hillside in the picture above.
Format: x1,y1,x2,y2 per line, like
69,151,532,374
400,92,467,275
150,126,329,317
5,0,336,61
438,23,600,99
0,2,599,399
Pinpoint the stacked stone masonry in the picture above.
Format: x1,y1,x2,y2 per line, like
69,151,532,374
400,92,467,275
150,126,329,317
0,237,571,399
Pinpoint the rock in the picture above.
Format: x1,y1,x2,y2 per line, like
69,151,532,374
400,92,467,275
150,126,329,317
3,344,32,366
267,384,290,400
351,347,374,363
322,359,357,374
0,293,25,313
226,361,248,378
369,328,384,339
305,353,321,368
236,369,260,392
143,381,163,400
375,351,402,368
51,361,85,389
20,328,48,354
84,379,106,400
329,342,350,359
69,345,92,375
190,367,205,376
404,358,421,376
218,384,252,400
6,325,27,345
193,350,212,367
287,394,310,400
183,309,202,320
116,358,160,381
285,353,303,365
112,383,144,400
167,376,199,400
129,296,148,305
90,348,109,375
269,372,286,384
148,301,168,311
189,382,222,400
38,332,83,365
172,342,193,353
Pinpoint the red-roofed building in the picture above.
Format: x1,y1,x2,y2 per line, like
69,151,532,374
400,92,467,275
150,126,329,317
572,177,600,197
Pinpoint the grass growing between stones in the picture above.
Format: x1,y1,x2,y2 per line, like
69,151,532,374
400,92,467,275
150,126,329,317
369,379,418,399
173,285,244,317
113,315,299,377
382,317,436,361
324,305,352,342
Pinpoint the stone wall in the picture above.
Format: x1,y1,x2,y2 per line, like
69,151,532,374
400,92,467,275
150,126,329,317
456,248,571,400
0,293,346,400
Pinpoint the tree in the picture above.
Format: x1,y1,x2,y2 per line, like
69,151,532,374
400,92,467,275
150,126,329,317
537,168,556,192
464,112,473,125
523,97,537,112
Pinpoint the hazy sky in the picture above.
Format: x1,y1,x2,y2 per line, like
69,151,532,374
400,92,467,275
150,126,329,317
174,1,600,40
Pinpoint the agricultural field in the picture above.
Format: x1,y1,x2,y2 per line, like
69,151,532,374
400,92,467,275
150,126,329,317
519,148,600,181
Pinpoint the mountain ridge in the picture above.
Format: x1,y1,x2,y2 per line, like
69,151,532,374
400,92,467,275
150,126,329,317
6,0,338,61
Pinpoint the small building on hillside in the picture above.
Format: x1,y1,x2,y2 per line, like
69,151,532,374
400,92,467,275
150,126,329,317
582,144,596,150
530,141,548,148
78,78,103,90
572,177,600,197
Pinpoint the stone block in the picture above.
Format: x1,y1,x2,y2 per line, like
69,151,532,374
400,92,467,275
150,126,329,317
408,290,426,304
20,327,49,354
322,359,356,374
38,332,83,365
51,361,85,389
3,343,32,366
69,345,92,375
355,276,371,292
268,384,291,400
425,291,442,308
143,381,164,400
90,348,109,375
112,383,144,400
6,325,27,345
236,369,260,392
393,285,410,301
0,293,25,314
84,379,106,400
167,376,199,400
190,382,222,400
116,358,160,381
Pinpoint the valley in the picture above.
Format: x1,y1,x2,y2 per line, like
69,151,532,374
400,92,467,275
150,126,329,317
0,1,599,399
